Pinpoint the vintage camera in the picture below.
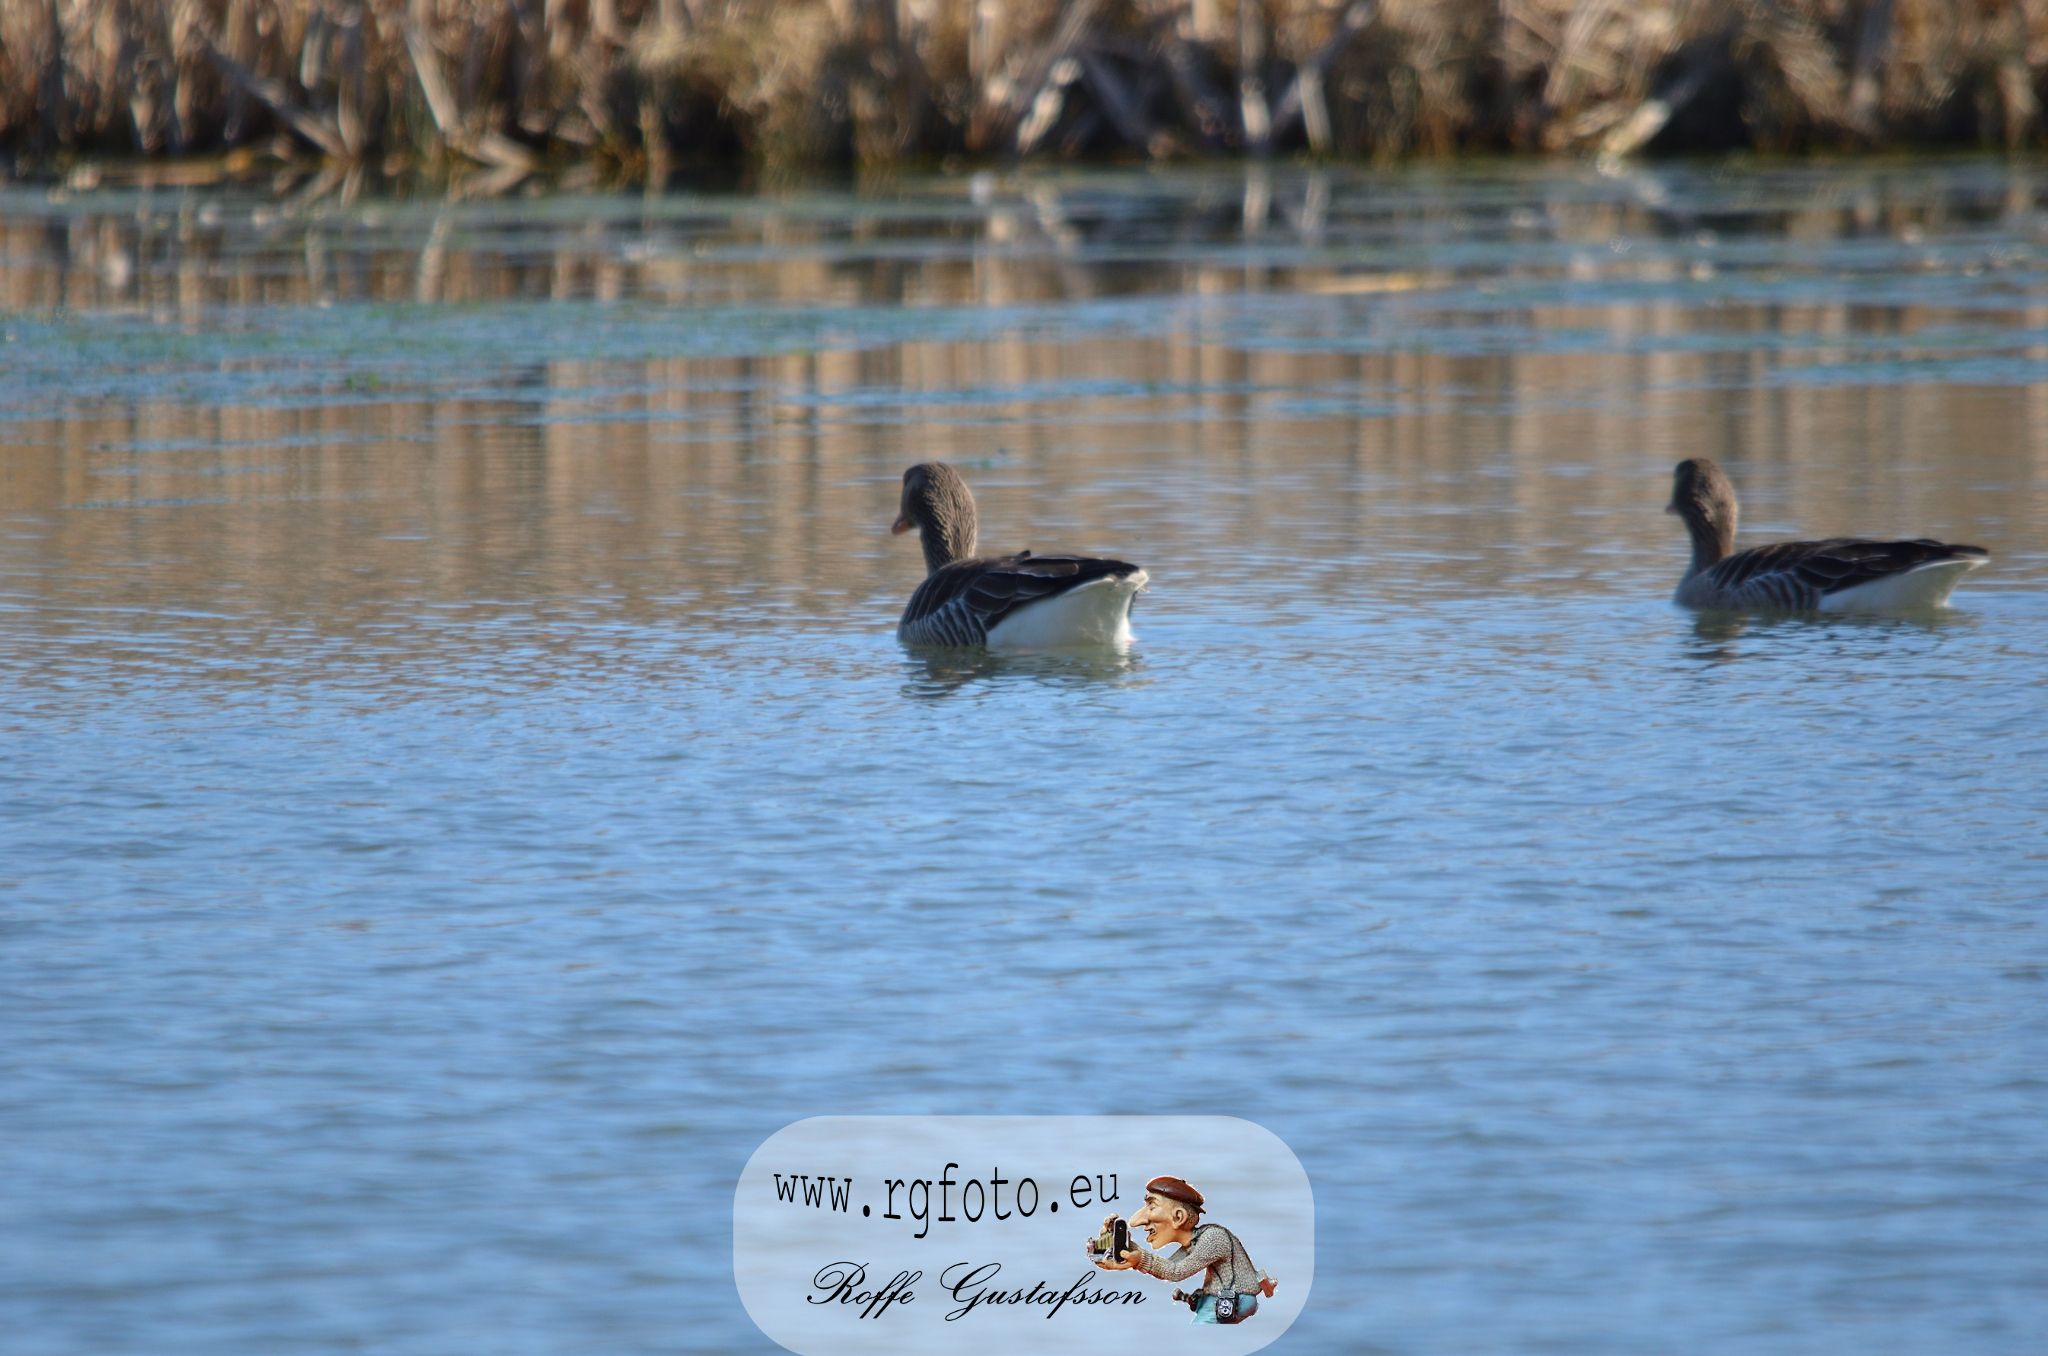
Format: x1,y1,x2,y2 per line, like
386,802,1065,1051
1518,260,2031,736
1087,1216,1130,1261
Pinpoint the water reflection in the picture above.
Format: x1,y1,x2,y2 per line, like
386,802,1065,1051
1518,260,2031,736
1681,606,1983,665
2,161,2044,689
898,646,1143,701
5,163,2045,632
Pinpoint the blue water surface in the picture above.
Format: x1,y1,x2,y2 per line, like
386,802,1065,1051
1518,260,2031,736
2,161,2046,1355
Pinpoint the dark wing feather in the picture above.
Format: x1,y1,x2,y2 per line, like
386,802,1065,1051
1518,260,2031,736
898,551,1142,646
1705,538,1989,609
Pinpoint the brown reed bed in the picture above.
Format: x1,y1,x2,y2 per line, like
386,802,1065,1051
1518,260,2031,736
3,0,2045,189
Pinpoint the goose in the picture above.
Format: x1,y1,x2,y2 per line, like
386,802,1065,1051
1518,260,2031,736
1667,458,1988,612
891,462,1148,649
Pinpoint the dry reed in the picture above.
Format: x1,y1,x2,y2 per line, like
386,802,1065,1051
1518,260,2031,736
3,0,2046,186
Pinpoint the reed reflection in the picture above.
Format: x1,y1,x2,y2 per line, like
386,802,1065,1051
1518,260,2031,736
1,164,2040,683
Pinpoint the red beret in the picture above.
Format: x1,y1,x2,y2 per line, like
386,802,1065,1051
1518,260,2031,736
1144,1176,1204,1210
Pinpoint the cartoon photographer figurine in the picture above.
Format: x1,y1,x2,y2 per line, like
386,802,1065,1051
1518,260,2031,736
1092,1175,1276,1325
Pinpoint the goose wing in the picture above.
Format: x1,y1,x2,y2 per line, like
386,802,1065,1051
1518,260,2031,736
1704,538,1989,610
898,551,1143,647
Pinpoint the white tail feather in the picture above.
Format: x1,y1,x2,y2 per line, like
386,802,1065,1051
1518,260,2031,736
1819,557,1988,613
985,570,1149,651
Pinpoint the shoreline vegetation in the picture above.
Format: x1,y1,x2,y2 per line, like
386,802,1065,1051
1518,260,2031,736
2,0,2044,192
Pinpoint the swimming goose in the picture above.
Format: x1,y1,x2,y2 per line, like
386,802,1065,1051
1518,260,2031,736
1668,458,1988,612
891,462,1148,649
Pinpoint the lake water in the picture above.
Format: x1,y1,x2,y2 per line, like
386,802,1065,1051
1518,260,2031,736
3,160,2046,1354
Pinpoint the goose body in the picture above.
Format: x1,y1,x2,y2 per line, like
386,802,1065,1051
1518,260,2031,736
892,463,1147,650
1667,459,1987,613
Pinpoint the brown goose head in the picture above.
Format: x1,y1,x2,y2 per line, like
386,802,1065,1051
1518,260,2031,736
893,462,979,575
1668,457,1738,573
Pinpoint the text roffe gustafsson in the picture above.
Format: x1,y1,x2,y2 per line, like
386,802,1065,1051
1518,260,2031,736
778,1165,1143,1321
808,1262,1144,1321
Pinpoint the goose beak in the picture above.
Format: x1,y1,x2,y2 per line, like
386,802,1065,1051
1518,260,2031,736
1663,503,1677,515
890,513,912,535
